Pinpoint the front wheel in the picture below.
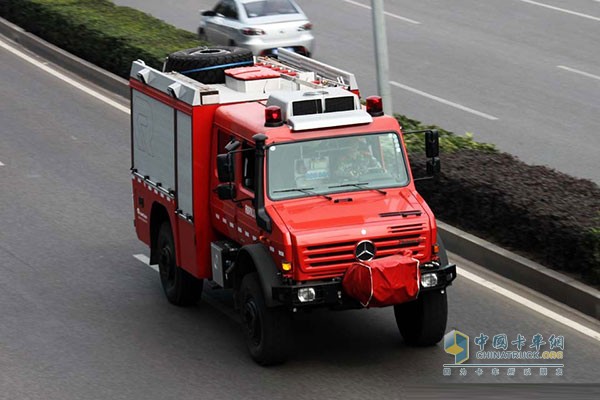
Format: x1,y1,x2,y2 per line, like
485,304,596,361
157,221,203,306
240,273,291,365
393,290,448,346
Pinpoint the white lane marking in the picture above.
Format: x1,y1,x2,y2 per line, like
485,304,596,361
0,161,5,166
133,254,157,272
0,39,130,114
344,0,421,24
557,65,600,82
390,81,499,120
516,0,600,22
458,267,600,342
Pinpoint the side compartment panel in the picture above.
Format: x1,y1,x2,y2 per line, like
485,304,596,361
175,111,198,277
176,112,193,217
132,89,175,191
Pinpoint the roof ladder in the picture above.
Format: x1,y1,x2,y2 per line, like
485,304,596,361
270,48,359,91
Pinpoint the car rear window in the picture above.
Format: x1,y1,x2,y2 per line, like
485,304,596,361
243,0,299,18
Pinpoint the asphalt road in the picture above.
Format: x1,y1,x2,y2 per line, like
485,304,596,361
113,0,600,184
1,37,599,399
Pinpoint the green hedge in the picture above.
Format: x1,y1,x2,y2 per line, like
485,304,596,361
415,152,600,285
0,0,204,77
402,117,600,285
2,0,598,284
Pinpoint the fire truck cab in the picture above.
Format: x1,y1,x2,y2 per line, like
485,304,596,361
130,48,456,365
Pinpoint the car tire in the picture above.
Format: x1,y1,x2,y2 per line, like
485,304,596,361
393,289,448,346
240,272,291,365
164,46,253,84
157,221,203,306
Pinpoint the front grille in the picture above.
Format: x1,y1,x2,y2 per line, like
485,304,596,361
301,224,427,276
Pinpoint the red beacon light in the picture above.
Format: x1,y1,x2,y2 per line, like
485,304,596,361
265,105,284,127
366,96,384,117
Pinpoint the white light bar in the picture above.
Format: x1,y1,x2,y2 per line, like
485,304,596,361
288,110,372,131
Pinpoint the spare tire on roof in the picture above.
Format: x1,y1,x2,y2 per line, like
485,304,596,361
164,46,254,84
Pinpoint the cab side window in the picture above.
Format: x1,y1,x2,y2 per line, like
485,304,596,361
241,142,255,192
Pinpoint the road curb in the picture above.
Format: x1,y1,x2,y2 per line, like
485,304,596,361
0,17,129,98
2,16,598,320
439,222,599,319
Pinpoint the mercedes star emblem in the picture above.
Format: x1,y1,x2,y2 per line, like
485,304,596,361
355,240,376,261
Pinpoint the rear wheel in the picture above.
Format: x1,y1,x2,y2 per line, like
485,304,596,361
157,221,203,306
394,290,448,346
240,273,291,365
164,46,253,84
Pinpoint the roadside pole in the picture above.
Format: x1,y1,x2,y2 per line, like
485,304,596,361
371,0,393,115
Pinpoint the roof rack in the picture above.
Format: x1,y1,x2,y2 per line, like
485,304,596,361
258,48,359,91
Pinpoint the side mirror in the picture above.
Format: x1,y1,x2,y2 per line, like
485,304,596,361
404,129,442,181
426,157,441,175
217,153,234,183
201,10,218,17
425,130,439,158
216,184,236,200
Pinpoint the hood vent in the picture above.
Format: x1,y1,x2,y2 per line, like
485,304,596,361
379,210,422,218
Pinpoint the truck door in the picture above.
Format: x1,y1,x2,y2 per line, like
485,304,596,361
211,130,238,239
234,142,259,246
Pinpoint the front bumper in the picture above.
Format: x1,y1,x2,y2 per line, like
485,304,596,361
272,262,457,308
419,262,457,292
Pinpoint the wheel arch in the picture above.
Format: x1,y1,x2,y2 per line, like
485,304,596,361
235,244,283,308
149,202,170,265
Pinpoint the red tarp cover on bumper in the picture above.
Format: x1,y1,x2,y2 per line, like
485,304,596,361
342,252,420,308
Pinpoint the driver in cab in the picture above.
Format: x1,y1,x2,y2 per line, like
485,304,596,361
334,138,382,179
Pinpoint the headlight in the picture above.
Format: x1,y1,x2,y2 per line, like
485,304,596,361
421,273,438,288
297,287,316,302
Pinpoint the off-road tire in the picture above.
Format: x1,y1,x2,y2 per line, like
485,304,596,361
164,46,253,84
157,221,203,306
394,290,448,346
240,272,291,365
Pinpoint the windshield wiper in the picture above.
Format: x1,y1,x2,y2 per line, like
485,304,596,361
272,187,332,201
328,182,387,195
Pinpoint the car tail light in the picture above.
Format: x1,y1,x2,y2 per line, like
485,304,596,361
265,106,284,127
241,27,266,35
366,96,384,116
298,22,313,31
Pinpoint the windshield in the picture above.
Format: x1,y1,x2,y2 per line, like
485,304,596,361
268,133,409,200
243,0,300,18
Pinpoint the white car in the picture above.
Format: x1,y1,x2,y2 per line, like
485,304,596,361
198,0,315,57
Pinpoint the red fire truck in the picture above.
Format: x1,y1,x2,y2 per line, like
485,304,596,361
130,47,456,365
